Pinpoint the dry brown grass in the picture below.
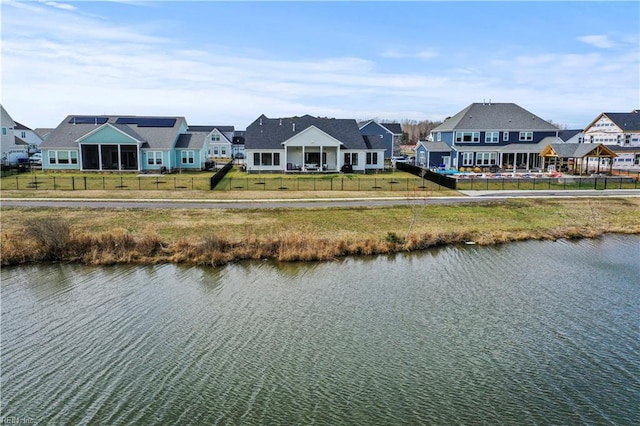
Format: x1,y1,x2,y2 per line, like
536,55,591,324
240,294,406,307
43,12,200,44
2,198,639,267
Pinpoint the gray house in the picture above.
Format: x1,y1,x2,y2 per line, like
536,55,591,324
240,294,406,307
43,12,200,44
244,114,385,173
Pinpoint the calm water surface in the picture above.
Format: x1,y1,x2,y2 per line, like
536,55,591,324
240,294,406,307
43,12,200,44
2,235,639,425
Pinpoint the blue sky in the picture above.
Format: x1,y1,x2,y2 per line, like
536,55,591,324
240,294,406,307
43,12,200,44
2,1,639,129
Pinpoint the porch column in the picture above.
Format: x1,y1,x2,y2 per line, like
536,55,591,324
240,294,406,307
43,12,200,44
118,145,122,171
302,146,306,168
526,152,531,170
98,143,103,171
320,146,323,170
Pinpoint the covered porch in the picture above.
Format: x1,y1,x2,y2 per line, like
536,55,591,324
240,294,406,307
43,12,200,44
540,143,617,175
80,143,141,171
284,145,341,172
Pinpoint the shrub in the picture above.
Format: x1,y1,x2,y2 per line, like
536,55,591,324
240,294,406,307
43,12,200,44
22,217,70,260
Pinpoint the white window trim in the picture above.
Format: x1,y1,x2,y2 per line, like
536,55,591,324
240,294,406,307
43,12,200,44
519,132,533,141
485,132,499,143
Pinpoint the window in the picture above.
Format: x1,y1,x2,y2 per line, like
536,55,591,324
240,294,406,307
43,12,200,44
419,152,426,166
57,151,68,164
344,153,358,165
462,152,474,166
366,152,378,165
503,132,509,141
2,128,6,135
485,132,499,143
476,152,497,165
221,147,227,156
213,146,219,156
21,131,26,138
147,151,162,165
519,132,533,141
181,151,195,164
48,150,78,165
253,152,280,166
455,132,480,143
212,134,220,141
635,154,640,165
437,132,441,142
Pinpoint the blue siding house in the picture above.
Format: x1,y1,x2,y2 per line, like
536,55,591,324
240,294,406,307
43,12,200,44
359,120,403,158
426,103,559,170
40,115,211,172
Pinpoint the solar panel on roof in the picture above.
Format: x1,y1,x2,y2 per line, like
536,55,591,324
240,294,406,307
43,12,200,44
68,116,108,124
115,117,176,127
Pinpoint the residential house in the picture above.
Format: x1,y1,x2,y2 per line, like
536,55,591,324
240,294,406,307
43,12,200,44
583,110,640,146
188,125,234,160
232,130,245,159
428,102,559,170
40,115,210,172
359,120,403,158
244,114,385,173
583,110,640,170
1,105,29,165
414,140,453,168
14,121,43,154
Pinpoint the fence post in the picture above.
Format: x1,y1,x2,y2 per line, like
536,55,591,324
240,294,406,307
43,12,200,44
53,176,56,190
84,176,87,190
72,176,75,191
16,176,19,190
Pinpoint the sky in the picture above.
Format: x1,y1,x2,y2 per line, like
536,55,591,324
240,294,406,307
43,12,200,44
1,0,639,130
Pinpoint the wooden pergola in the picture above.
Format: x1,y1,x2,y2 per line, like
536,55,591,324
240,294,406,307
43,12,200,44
540,143,617,175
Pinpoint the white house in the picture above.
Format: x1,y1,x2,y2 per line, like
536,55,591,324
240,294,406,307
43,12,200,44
244,114,385,173
1,105,29,165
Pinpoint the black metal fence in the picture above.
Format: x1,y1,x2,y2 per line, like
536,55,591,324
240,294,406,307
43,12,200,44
396,162,457,189
210,161,234,190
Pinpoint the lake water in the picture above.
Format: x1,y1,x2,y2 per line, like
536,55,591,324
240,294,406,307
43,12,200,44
2,235,639,425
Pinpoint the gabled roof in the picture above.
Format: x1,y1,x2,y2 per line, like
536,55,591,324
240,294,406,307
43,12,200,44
557,129,582,141
359,120,402,135
14,121,32,131
245,114,368,150
188,125,235,133
363,135,387,150
541,143,617,158
380,123,402,134
602,112,640,131
176,132,208,150
41,115,187,149
433,103,559,132
417,141,451,152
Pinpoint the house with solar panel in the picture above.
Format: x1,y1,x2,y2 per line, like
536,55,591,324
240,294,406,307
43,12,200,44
358,120,403,158
244,114,385,173
418,102,560,171
40,115,212,172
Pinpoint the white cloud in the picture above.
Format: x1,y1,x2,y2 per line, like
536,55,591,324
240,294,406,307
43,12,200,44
578,35,616,49
43,1,77,11
1,1,637,130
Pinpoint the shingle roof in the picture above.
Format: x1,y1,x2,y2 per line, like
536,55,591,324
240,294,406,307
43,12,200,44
380,123,402,134
557,130,582,141
363,135,386,150
433,103,559,132
245,115,368,150
604,112,640,131
176,132,207,149
41,115,187,150
420,141,452,152
188,125,235,133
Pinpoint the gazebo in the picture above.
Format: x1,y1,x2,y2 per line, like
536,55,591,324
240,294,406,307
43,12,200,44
540,143,617,175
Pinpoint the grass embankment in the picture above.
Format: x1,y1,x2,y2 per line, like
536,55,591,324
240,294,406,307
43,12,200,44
2,198,639,266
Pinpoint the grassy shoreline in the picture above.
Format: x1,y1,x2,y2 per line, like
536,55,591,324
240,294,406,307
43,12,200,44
2,197,639,267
